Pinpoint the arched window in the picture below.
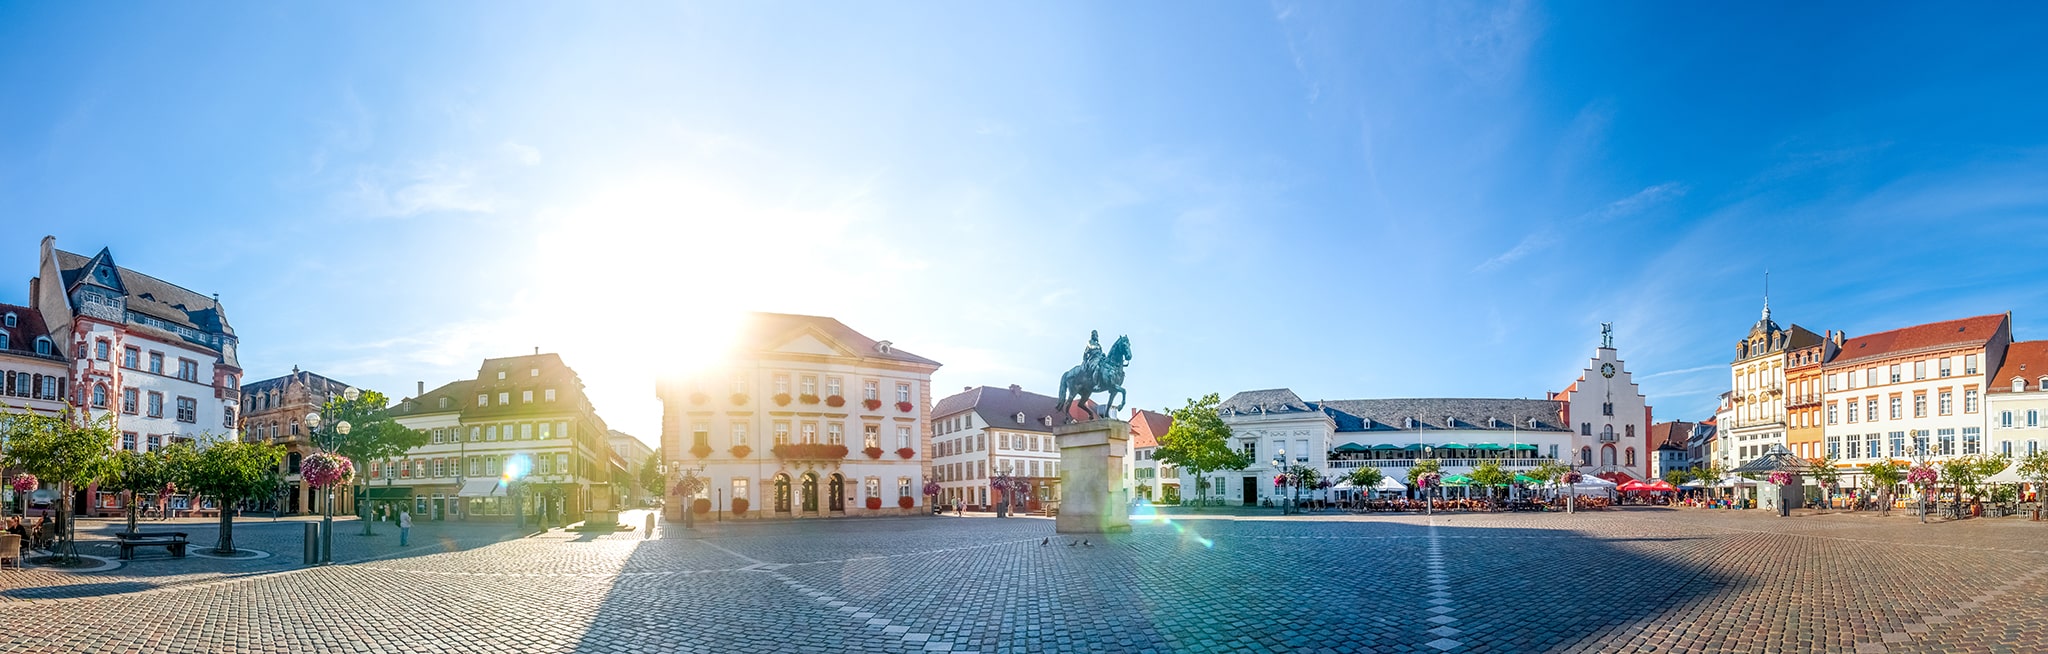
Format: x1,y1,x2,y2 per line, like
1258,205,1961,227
1,312,13,328
291,419,300,436
1624,448,1636,467
0,331,8,350
1601,445,1617,466
1579,447,1592,466
34,337,51,356
91,384,108,408
1601,424,1614,440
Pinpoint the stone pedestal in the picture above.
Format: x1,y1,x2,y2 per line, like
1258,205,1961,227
1054,418,1131,534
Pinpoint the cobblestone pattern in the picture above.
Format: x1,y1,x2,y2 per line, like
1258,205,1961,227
0,509,2044,653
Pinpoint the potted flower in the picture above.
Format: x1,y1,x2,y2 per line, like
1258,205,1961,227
825,395,845,408
922,481,941,502
730,393,749,406
302,453,356,489
11,473,36,515
692,498,712,515
690,443,713,459
772,443,851,460
1766,471,1793,486
798,393,820,405
897,447,916,459
729,445,752,459
862,398,883,411
865,497,883,510
895,400,915,413
731,497,749,516
863,446,885,459
897,496,914,509
773,392,792,407
689,392,708,406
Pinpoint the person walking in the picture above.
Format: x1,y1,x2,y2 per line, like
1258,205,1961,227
398,507,412,547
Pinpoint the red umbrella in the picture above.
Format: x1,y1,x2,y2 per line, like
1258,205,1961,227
1643,479,1678,492
1616,480,1653,492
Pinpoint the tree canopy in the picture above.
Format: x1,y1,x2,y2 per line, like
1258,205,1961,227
0,410,117,562
1153,394,1250,505
167,436,283,554
638,450,665,498
321,389,426,466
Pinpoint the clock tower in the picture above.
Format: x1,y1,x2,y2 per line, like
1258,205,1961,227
1551,324,1653,482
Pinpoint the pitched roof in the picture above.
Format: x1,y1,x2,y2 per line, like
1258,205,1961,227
55,248,234,337
1220,388,1568,433
389,379,479,417
1989,340,2048,394
1127,409,1171,449
242,369,356,398
1648,421,1696,449
931,385,1074,432
0,303,63,363
740,312,940,367
1828,313,2008,367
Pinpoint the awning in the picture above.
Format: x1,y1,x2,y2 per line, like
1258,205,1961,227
1509,444,1539,451
1332,480,1355,489
1334,443,1370,453
1372,444,1404,451
1469,443,1505,451
1375,477,1407,491
1438,443,1470,450
360,486,413,500
1986,463,2027,484
457,478,508,498
1441,474,1473,486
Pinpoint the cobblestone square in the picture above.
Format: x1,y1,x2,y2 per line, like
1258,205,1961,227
2,508,2046,653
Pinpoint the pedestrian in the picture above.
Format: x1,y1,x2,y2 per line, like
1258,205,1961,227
954,499,962,517
398,507,412,547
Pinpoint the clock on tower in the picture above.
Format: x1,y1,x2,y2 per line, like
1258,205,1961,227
1600,363,1616,378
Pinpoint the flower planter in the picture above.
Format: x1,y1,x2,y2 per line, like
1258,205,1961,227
771,443,850,460
862,398,883,411
773,393,792,407
865,497,883,510
896,448,915,459
863,446,885,459
798,393,820,405
690,444,713,459
825,395,845,408
730,393,749,406
729,445,752,459
897,496,914,509
689,392,708,406
692,498,711,515
895,401,915,413
731,498,749,515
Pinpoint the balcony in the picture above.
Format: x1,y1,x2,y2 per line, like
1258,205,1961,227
1599,433,1618,443
1787,394,1822,408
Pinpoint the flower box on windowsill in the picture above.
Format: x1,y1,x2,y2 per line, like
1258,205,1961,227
731,497,749,515
865,497,883,510
897,496,914,509
689,392,708,406
863,446,885,459
692,498,711,515
771,443,850,460
825,395,845,408
690,444,713,459
896,448,915,459
773,393,792,407
730,445,752,459
731,393,749,406
799,393,820,405
862,398,883,411
895,401,914,413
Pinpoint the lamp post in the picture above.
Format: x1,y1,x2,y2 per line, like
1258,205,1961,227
306,404,352,565
1271,450,1287,515
1913,444,1929,524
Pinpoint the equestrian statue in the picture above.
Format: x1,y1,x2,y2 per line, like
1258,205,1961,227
1056,330,1132,420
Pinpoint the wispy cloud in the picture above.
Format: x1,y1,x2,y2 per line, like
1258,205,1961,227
1476,182,1687,272
1638,364,1725,380
350,159,500,217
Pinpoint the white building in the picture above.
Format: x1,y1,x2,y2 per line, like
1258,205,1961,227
1822,313,2008,482
1986,340,2048,460
930,384,1069,511
1128,409,1172,503
654,313,939,518
28,237,243,516
1722,303,1821,473
1550,324,1655,482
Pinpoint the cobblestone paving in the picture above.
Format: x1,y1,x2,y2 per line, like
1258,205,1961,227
1,508,2045,653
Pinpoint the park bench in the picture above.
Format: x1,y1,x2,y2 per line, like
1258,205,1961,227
115,531,188,560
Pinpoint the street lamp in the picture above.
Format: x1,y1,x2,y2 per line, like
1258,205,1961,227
1271,451,1286,515
306,408,351,564
1913,443,1929,524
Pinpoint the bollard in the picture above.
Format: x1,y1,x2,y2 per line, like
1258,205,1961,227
644,511,654,538
304,523,319,564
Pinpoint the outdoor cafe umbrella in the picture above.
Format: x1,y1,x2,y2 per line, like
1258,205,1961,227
1441,474,1474,487
1642,479,1678,492
1617,479,1654,492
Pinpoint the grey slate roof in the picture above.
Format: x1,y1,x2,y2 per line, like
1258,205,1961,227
242,369,356,398
1220,388,1569,433
932,385,1069,432
56,248,235,337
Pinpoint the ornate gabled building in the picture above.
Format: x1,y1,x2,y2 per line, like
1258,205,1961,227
239,367,356,515
1549,324,1655,482
1724,300,1822,472
28,237,243,516
654,313,940,519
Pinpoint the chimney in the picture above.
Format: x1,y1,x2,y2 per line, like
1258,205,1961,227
1010,384,1021,395
418,381,425,397
534,346,540,355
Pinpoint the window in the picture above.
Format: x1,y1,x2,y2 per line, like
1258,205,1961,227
497,392,509,405
1889,396,1901,420
540,423,553,439
122,346,139,369
2032,410,2042,428
485,456,499,476
520,423,533,440
1964,427,1981,455
1913,360,1926,380
538,455,552,475
147,391,164,417
2033,441,2042,457
555,453,568,477
147,434,161,450
1888,364,1901,383
470,427,481,442
176,397,196,423
432,429,444,445
122,432,137,450
733,478,749,505
146,352,163,374
478,394,488,407
177,359,198,382
1624,448,1636,467
1866,398,1878,422
291,419,300,436
2002,440,2014,457
433,460,446,477
899,477,912,498
1938,429,1956,456
557,421,568,440
773,374,789,395
801,375,817,396
864,477,881,502
898,426,912,449
896,383,911,403
732,423,748,447
1826,435,1841,458
34,337,50,356
487,425,498,441
1580,423,1591,436
1866,369,1877,387
544,389,556,402
1015,412,1026,424
1938,390,1952,416
94,339,109,361
1966,354,1979,374
470,458,483,477
1939,357,1953,377
1602,402,1614,416
773,422,790,445
1866,434,1880,459
1889,432,1905,458
827,423,843,445
530,368,539,377
863,424,880,449
222,407,234,429
1913,393,1926,418
826,377,842,398
1826,403,1838,425
731,374,749,394
122,388,138,414
522,390,533,403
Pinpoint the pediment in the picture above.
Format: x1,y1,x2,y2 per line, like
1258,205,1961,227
772,330,853,357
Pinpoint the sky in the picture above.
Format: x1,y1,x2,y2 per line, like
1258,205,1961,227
5,3,2048,446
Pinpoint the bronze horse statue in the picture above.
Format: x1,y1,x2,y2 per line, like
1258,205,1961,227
1056,334,1131,420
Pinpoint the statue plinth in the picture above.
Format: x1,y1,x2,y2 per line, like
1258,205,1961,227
1054,418,1131,534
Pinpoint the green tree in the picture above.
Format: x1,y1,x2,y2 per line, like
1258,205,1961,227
1153,394,1250,508
101,448,175,535
638,450,666,500
318,389,427,535
2017,452,2048,520
166,436,283,554
1470,461,1514,500
1345,466,1385,497
1407,459,1444,503
0,411,116,563
1661,468,1690,487
1808,457,1840,511
1865,460,1905,516
1528,460,1571,498
1971,454,2010,508
1938,456,1998,513
1286,464,1321,508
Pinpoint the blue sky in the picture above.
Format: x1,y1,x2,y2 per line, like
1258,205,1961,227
5,3,2047,445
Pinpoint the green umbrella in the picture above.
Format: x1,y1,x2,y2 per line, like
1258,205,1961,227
1470,443,1505,451
1438,443,1470,450
1514,474,1540,485
1509,444,1539,451
1372,444,1404,450
1441,474,1474,486
1334,443,1369,453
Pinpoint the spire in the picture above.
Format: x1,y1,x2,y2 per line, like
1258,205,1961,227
1761,270,1770,320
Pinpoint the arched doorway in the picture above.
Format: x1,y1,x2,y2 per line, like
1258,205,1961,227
828,473,845,511
774,474,792,513
1601,444,1617,467
800,473,819,512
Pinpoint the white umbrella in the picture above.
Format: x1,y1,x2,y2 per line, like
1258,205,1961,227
1678,480,1708,489
1375,477,1408,491
1986,463,2027,485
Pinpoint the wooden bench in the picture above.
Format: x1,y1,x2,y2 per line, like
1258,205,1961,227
115,532,188,560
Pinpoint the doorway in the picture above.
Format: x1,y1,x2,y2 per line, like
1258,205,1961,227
1242,477,1258,506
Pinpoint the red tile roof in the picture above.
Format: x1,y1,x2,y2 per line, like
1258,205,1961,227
1989,340,2048,394
1829,313,2008,367
1648,421,1695,449
1127,409,1171,449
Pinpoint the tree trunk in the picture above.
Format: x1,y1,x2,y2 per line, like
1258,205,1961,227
56,481,76,564
216,501,236,555
126,491,138,535
360,484,375,535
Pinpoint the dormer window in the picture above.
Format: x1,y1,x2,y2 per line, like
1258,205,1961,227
2016,378,2028,393
1041,416,1053,427
530,368,539,377
438,397,450,409
876,340,893,354
34,337,51,356
1014,412,1025,424
0,331,7,350
2,312,13,328
497,371,506,380
2039,376,2048,391
1527,417,1538,429
1405,417,1416,429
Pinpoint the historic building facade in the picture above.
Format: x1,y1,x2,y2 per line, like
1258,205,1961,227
608,430,655,506
931,384,1069,511
1647,421,1695,480
29,237,243,516
1784,334,1835,461
0,303,71,511
239,367,355,515
654,313,940,519
1128,409,1172,503
1723,302,1822,472
1821,313,2009,484
386,352,618,522
1550,325,1654,482
1988,340,2048,461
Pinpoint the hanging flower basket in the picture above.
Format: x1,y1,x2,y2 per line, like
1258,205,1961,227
689,392,708,406
10,473,37,493
1766,471,1793,486
1907,465,1938,487
826,395,846,408
798,393,820,405
1561,472,1582,485
731,497,749,515
922,481,941,496
692,498,712,515
863,446,885,459
673,476,706,498
1274,475,1287,487
865,497,883,510
863,398,883,411
772,443,850,460
895,401,915,413
690,443,714,459
729,445,752,459
773,393,792,407
301,453,355,488
896,447,915,459
897,496,914,509
730,393,750,406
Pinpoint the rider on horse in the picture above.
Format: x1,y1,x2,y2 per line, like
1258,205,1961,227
1082,330,1102,373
